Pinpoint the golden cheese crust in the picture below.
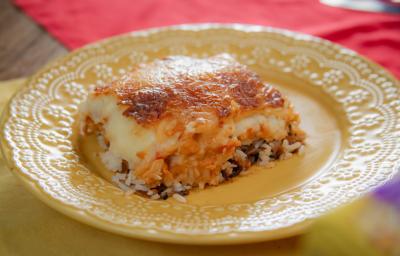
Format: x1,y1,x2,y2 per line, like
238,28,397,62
83,54,306,195
94,54,285,125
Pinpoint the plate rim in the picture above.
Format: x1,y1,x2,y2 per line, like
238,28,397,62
1,23,399,245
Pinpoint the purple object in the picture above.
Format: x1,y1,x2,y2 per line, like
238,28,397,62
374,175,400,209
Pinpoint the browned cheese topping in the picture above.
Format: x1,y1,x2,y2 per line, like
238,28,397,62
94,54,284,125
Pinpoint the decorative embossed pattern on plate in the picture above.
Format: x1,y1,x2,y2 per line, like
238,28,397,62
2,24,399,244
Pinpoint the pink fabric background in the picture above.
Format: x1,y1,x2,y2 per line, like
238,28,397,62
14,0,400,78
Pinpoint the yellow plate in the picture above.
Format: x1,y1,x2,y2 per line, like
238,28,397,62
1,24,399,245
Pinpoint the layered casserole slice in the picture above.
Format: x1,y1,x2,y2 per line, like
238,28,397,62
80,54,305,201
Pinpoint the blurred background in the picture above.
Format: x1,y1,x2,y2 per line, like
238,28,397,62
0,0,399,80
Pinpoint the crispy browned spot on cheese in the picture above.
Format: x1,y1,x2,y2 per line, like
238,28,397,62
94,54,284,125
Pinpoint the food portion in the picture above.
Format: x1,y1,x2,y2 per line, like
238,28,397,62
80,54,305,201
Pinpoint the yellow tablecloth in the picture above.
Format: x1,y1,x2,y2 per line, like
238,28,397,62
0,79,299,255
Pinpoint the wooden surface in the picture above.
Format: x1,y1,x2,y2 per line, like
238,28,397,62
0,0,67,80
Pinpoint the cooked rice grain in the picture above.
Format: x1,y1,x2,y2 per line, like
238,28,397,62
172,193,187,203
106,138,304,202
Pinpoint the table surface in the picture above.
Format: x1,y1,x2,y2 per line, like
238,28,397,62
0,0,67,80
